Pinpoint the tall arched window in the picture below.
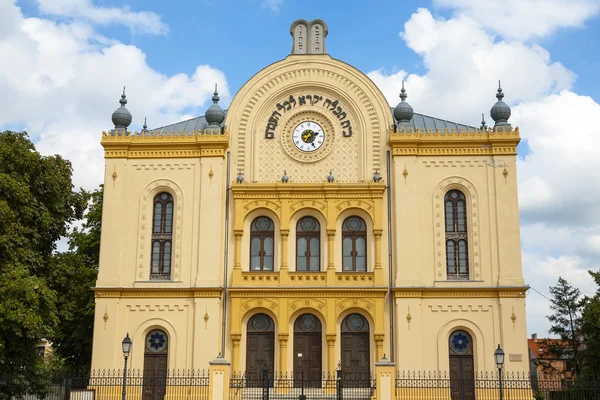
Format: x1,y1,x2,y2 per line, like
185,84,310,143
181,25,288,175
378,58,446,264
342,216,367,271
151,192,173,280
296,216,320,271
445,190,468,280
250,217,274,271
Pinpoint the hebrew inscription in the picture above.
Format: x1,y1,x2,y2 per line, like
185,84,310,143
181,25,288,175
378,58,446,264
265,94,353,138
291,19,328,55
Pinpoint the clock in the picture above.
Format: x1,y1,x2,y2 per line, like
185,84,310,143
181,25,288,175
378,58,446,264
292,121,325,152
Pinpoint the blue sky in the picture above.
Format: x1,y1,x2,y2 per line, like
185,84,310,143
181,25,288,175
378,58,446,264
3,0,600,339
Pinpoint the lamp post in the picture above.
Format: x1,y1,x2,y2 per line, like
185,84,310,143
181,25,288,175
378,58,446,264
121,333,132,400
494,344,505,400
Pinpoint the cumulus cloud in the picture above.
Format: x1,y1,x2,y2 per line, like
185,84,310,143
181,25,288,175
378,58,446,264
0,0,228,190
434,0,600,40
36,0,169,35
368,6,600,336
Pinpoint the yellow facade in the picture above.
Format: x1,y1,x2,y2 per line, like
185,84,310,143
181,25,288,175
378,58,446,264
91,20,528,380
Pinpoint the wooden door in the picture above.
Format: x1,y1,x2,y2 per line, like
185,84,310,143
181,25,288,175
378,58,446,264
449,330,475,400
341,332,370,387
142,329,169,400
293,333,322,386
246,332,274,387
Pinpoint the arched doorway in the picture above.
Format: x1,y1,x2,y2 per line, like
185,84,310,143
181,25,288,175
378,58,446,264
341,314,370,387
142,329,168,400
293,314,322,387
449,330,475,400
246,314,275,387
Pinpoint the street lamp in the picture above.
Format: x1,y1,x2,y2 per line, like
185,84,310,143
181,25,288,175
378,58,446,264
122,333,132,400
494,344,505,400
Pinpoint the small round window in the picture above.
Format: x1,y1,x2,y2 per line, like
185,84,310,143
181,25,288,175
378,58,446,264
145,329,168,353
449,330,473,354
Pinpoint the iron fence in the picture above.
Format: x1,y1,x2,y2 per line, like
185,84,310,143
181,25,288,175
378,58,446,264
395,371,600,400
0,369,209,400
229,369,376,399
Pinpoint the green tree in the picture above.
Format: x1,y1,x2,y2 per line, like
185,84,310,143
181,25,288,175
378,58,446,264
541,276,583,376
46,187,102,371
0,131,85,395
581,270,600,376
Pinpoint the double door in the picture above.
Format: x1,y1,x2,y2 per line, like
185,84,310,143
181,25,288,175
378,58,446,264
341,332,370,387
449,355,475,400
246,332,275,387
142,354,167,400
294,333,322,387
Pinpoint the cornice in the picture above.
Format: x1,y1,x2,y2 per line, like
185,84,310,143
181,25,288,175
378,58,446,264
231,182,386,199
101,130,229,159
229,288,387,297
393,286,528,299
388,126,520,156
93,287,223,298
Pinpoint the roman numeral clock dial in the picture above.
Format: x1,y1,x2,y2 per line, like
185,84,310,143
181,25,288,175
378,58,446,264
292,121,325,152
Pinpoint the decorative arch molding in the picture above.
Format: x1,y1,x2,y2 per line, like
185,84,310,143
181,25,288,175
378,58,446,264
240,299,280,319
335,298,375,322
240,200,282,223
433,176,481,281
289,200,328,216
436,318,487,371
288,298,327,315
226,55,394,181
334,200,375,221
137,179,184,281
132,318,178,369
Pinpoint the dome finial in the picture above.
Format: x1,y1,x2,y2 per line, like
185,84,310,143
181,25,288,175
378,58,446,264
490,80,511,128
112,86,132,134
205,82,225,133
327,170,335,183
480,113,487,130
281,170,289,183
143,117,148,131
394,80,414,126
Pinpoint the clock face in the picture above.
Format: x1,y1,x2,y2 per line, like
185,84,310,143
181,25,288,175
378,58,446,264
292,121,325,152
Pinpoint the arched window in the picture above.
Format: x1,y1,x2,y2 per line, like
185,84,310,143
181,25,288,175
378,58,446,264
250,217,274,271
296,216,320,271
342,216,367,271
151,192,173,280
445,190,468,280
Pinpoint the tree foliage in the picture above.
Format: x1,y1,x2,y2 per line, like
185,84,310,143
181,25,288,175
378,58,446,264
581,270,600,376
46,187,102,371
542,276,583,376
0,131,85,393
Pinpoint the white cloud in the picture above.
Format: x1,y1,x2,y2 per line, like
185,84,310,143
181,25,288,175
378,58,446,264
261,0,282,13
35,0,168,35
368,9,575,125
368,6,600,337
0,0,228,190
434,0,600,40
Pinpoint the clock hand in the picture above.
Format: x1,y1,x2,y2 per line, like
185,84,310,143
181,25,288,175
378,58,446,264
311,143,315,147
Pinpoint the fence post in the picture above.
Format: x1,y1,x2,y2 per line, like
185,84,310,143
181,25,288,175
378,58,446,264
209,357,231,400
375,355,396,400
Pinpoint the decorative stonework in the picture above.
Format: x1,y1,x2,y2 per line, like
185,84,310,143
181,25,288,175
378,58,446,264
432,177,481,281
132,163,193,171
137,179,184,281
428,305,492,312
289,298,327,312
127,304,189,312
240,298,279,314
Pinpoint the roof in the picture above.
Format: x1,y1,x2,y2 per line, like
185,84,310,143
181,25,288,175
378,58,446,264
150,109,476,133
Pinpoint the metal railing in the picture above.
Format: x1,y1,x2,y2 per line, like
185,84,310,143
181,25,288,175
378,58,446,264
395,371,600,400
230,369,376,399
0,369,209,400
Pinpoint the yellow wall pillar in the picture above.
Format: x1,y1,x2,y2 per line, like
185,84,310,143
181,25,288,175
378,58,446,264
327,230,336,286
375,334,385,362
209,357,231,400
280,230,289,285
374,230,383,285
375,357,396,400
278,334,288,372
231,334,241,373
232,231,243,284
326,334,336,375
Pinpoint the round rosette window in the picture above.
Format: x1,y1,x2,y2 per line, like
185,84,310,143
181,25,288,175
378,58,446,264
146,329,168,353
449,330,473,354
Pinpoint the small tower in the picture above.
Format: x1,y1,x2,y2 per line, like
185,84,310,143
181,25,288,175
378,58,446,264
490,81,511,128
480,113,487,130
394,80,414,130
111,87,132,134
205,84,225,134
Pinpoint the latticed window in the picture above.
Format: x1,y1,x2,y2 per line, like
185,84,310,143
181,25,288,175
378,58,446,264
342,216,367,271
151,192,173,280
445,190,468,280
296,216,320,271
250,217,274,271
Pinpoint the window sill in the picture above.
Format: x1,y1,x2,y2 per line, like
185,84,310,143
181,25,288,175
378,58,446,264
433,280,485,288
133,281,185,288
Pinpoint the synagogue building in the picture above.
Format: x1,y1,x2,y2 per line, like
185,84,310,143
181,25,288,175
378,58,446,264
91,19,528,388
